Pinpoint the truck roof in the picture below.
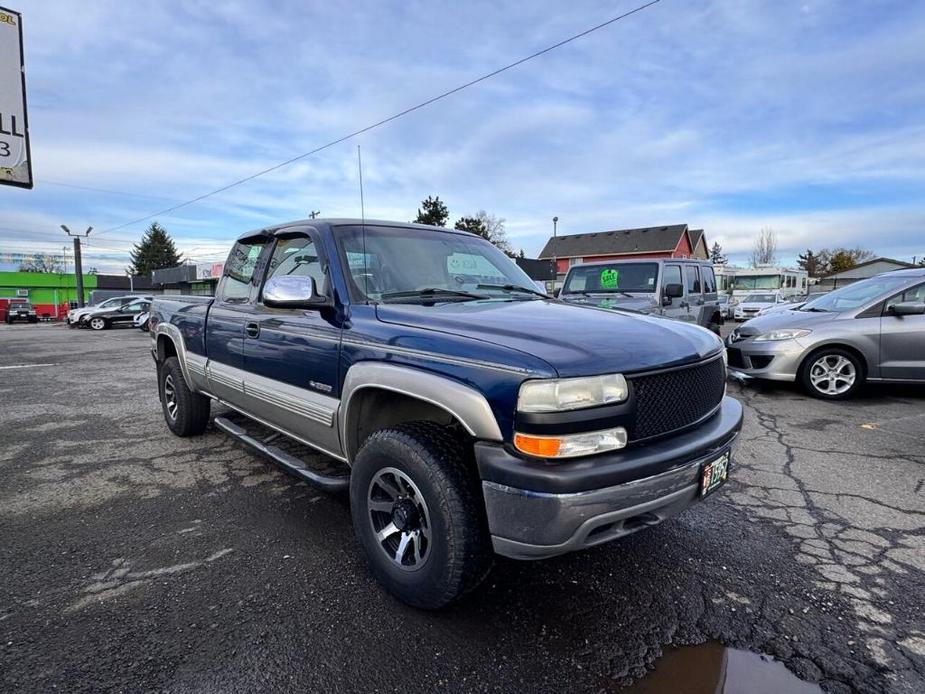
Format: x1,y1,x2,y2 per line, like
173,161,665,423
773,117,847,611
235,219,471,243
567,257,714,269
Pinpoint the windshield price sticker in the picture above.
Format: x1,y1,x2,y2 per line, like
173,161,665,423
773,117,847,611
600,269,619,289
0,5,31,188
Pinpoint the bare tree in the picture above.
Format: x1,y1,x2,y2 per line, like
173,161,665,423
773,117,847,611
475,210,513,255
750,227,778,267
19,253,64,273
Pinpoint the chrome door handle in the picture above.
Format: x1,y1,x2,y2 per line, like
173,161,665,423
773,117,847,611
245,322,260,338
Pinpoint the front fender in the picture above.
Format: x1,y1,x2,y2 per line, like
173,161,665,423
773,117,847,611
340,362,504,461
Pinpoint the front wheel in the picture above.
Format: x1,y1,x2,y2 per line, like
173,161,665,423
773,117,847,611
350,422,492,609
159,356,210,436
88,316,108,331
799,348,863,400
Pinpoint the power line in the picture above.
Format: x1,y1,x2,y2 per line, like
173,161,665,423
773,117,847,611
95,1,661,237
41,179,178,202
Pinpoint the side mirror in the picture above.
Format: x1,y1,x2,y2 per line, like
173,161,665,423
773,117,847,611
263,275,327,309
889,301,925,316
664,283,683,299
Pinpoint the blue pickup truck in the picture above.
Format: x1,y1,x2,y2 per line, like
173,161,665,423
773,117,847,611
150,219,742,608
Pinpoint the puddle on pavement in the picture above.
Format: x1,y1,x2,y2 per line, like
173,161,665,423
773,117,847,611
623,641,823,694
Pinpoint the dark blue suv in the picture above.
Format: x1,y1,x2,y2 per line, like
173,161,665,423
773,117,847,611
151,219,742,608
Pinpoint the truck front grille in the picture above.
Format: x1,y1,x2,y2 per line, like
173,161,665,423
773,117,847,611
629,355,726,440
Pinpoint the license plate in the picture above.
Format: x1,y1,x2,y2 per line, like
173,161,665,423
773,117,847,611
700,452,730,497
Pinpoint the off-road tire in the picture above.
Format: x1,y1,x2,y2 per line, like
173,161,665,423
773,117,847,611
159,356,210,436
799,347,864,400
350,422,492,609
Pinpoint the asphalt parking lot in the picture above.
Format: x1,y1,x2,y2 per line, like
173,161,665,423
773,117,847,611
1,323,923,693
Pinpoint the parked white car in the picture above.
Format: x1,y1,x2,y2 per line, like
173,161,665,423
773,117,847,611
67,295,152,327
733,292,785,321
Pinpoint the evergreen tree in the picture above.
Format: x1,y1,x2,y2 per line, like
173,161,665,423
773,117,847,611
129,222,182,276
797,249,824,277
454,215,488,238
413,196,449,227
709,241,727,264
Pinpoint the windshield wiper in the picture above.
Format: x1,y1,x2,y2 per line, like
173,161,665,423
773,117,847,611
476,283,549,298
380,288,487,302
799,306,830,312
566,289,635,299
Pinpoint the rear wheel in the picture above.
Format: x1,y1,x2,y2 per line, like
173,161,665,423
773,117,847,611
350,422,492,609
88,316,108,331
799,348,863,400
159,356,210,436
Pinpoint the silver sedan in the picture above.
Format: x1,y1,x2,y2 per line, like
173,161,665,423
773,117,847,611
725,268,925,399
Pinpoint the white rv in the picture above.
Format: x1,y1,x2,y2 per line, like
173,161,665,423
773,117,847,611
714,265,808,300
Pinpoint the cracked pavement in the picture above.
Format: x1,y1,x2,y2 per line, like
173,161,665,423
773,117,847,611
0,323,922,693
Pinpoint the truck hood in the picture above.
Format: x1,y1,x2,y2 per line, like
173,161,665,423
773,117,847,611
376,299,722,378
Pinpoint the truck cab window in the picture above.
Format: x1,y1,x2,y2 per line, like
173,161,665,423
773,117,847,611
702,266,716,294
220,240,266,303
685,265,701,295
265,236,326,295
663,264,682,289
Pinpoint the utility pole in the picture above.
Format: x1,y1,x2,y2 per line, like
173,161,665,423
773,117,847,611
308,210,320,219
61,225,92,307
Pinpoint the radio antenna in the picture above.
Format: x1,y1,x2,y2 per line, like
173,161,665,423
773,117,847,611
357,145,369,302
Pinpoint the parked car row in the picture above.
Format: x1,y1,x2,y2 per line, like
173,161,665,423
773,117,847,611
67,295,153,331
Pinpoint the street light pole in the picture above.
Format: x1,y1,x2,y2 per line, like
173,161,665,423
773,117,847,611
552,216,559,288
61,225,93,308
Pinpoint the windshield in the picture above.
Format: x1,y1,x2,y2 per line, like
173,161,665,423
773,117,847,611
563,263,658,294
800,275,914,313
335,225,542,303
743,293,777,303
94,298,121,309
733,274,781,290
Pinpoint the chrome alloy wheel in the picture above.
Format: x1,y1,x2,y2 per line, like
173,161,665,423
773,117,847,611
809,354,856,396
367,467,432,571
89,317,105,330
163,373,178,421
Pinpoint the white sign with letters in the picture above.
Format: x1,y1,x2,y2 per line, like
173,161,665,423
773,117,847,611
0,6,31,188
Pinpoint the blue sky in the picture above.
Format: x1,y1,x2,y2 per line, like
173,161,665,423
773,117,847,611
2,0,924,272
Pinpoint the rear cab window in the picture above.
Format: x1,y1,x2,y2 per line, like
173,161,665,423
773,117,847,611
218,239,268,303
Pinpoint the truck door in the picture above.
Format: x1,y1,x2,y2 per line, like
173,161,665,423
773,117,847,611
241,229,343,456
660,264,686,320
206,236,271,404
880,283,925,380
680,264,703,323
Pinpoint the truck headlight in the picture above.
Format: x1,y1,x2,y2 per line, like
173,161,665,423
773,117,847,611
517,374,628,413
514,427,628,458
753,329,811,342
